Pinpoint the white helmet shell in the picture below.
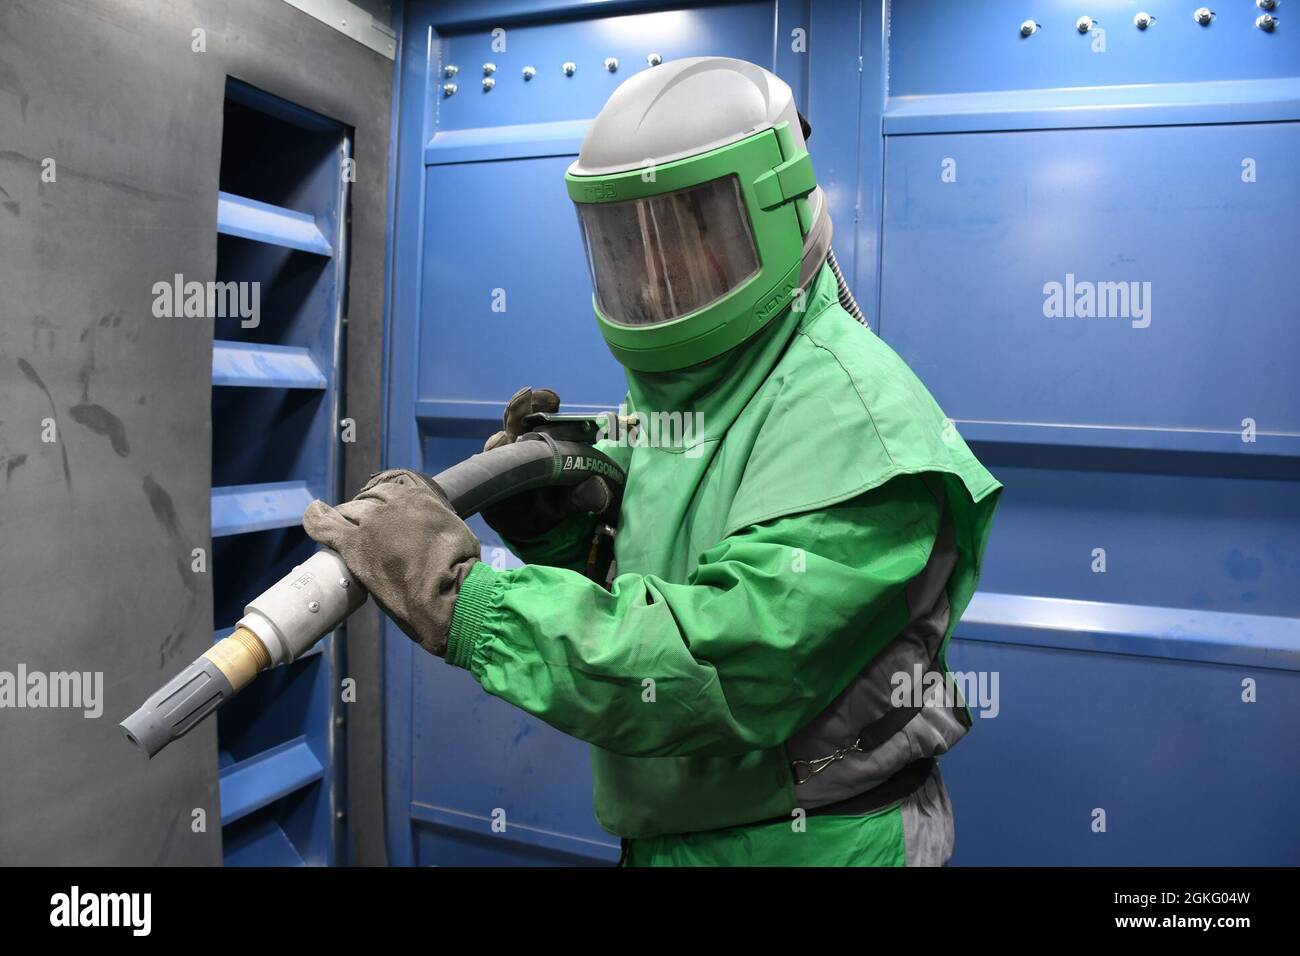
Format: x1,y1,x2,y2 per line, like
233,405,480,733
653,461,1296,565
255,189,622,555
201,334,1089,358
569,56,805,177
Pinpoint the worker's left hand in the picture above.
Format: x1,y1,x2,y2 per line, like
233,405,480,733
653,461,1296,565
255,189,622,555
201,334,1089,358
302,469,480,657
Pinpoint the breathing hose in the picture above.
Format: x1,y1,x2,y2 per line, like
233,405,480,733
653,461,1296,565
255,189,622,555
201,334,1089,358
827,248,868,327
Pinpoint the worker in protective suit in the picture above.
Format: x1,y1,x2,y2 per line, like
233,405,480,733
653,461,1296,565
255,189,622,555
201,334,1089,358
304,57,1001,866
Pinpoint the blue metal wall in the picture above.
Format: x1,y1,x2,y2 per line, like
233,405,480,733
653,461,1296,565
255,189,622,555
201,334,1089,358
384,0,1300,865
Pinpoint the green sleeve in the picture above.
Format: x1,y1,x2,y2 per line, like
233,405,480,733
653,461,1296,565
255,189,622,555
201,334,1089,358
446,473,941,758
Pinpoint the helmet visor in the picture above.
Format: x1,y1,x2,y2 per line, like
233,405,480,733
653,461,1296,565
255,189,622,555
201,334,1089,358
574,175,760,327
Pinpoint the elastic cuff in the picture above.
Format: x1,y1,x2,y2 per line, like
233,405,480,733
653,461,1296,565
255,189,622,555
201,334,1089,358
445,561,503,672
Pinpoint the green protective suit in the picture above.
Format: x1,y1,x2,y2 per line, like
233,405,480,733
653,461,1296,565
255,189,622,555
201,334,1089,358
445,262,1001,865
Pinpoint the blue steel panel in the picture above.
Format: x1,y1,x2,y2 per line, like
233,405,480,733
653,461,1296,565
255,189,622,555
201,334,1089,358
425,117,590,164
412,804,618,866
216,191,333,256
962,592,1300,672
409,657,621,864
212,341,328,389
888,0,1300,98
382,4,432,865
384,0,1300,867
880,123,1300,434
972,463,1300,619
220,737,326,825
884,77,1300,135
942,637,1300,865
210,480,318,537
431,3,777,132
223,818,307,866
418,157,625,412
956,420,1300,458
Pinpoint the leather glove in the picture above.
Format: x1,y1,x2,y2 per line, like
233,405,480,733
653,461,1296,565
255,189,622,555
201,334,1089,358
302,469,480,657
481,386,613,541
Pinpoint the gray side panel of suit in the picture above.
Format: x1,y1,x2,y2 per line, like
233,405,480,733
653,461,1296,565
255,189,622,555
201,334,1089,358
786,484,970,810
901,762,956,866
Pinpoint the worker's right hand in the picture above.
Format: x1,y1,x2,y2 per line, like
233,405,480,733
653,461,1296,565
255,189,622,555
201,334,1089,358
481,386,613,541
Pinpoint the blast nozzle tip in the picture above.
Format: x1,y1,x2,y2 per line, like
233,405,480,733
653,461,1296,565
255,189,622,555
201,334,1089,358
119,656,235,758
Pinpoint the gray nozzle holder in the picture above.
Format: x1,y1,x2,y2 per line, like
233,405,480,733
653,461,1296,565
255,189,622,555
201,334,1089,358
120,656,234,758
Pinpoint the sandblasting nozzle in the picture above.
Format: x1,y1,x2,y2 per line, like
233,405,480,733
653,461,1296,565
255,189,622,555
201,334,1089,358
120,627,271,758
121,550,364,758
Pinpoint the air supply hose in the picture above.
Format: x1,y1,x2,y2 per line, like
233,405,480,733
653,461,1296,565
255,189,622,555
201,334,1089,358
121,432,626,758
827,247,868,327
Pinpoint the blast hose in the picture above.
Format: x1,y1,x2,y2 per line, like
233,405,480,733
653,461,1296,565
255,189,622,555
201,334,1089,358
121,432,625,758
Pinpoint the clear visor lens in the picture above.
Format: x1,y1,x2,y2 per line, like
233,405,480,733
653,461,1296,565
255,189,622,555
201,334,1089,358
575,175,760,327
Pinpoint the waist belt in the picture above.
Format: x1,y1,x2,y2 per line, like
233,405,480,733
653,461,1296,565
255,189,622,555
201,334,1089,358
741,756,936,831
615,758,937,864
801,756,936,818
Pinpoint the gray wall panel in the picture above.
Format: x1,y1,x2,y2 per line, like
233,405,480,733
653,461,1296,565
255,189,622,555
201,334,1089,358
0,0,391,865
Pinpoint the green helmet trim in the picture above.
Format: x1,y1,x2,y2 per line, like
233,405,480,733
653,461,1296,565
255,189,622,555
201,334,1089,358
566,122,816,372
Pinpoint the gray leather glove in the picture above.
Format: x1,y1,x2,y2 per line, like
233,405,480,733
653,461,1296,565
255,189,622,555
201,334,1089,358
302,469,480,657
481,386,612,541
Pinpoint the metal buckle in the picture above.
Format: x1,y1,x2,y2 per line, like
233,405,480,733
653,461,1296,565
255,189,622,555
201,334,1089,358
791,736,864,785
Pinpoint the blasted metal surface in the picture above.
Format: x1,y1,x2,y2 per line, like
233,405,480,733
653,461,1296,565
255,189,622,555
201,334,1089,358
0,0,391,865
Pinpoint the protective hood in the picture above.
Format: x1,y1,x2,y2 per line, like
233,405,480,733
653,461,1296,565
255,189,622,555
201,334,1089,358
620,258,837,448
567,57,830,373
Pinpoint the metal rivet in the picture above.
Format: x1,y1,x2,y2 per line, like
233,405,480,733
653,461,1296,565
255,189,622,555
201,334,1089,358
562,61,576,76
1257,0,1277,10
1256,12,1278,30
1019,19,1038,36
482,62,496,75
604,57,619,72
338,577,350,589
442,82,457,96
522,65,536,79
1134,12,1153,29
1194,7,1214,25
308,601,320,613
482,77,496,91
1076,15,1094,33
646,52,662,66
444,64,459,77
